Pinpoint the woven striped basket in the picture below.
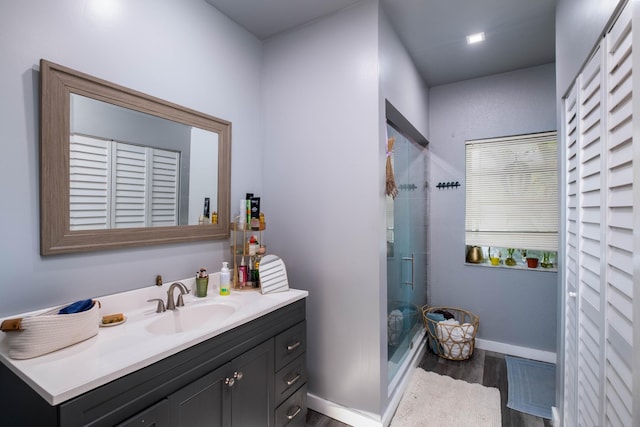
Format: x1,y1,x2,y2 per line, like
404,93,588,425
2,301,100,359
422,306,479,361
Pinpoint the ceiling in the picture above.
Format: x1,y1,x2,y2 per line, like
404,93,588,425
205,0,556,87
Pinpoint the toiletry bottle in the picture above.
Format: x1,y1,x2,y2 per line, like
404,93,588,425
248,235,257,256
238,256,248,285
252,257,261,288
239,200,246,227
246,193,254,224
220,262,230,295
203,197,210,219
250,197,260,230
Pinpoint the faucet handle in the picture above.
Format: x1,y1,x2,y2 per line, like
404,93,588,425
147,298,166,313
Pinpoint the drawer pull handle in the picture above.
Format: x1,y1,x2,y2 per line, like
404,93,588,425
286,373,301,386
287,341,301,352
286,405,302,420
225,377,235,387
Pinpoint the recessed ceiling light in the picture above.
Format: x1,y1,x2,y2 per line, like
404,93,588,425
466,32,485,45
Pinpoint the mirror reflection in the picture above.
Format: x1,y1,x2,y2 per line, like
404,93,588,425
70,94,219,230
39,59,231,255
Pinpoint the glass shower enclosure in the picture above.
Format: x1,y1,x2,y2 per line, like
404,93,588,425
386,122,428,388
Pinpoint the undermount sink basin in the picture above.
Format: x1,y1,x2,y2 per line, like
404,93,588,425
146,303,237,335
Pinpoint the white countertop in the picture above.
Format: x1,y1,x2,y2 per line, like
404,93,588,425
0,280,307,406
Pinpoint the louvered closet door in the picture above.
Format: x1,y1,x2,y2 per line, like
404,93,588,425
604,4,635,425
112,142,147,228
562,2,638,426
69,135,110,230
150,149,179,227
577,44,606,427
563,82,579,427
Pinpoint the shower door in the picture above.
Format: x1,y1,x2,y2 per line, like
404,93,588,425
386,123,428,384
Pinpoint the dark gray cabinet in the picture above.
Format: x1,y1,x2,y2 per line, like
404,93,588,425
274,320,307,427
167,363,229,427
117,400,170,427
229,338,275,426
275,384,307,427
275,354,306,407
0,299,305,427
133,338,275,427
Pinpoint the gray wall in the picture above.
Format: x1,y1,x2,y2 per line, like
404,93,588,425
0,0,263,317
71,95,192,151
379,8,429,141
262,1,383,415
429,63,558,352
556,0,621,97
262,0,430,420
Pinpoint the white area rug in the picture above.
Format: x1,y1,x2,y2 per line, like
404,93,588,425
391,368,501,427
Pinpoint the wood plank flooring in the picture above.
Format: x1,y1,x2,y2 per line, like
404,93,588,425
306,347,554,427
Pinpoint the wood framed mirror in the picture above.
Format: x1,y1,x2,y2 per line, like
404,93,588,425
40,59,231,255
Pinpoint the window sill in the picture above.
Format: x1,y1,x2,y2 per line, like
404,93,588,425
465,262,557,273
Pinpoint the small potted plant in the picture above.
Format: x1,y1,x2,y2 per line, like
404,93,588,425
489,247,500,266
541,252,553,268
505,248,517,266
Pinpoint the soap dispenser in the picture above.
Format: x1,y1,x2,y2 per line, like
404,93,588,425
220,262,230,295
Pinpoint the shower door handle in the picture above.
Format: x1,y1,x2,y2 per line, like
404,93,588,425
402,254,414,289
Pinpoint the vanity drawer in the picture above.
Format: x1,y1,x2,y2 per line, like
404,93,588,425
275,321,306,371
275,353,307,407
275,383,307,427
116,399,169,427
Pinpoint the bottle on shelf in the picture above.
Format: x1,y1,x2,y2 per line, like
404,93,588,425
238,256,248,286
230,210,266,289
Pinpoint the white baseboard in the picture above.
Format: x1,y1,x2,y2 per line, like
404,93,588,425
307,393,383,427
307,337,555,426
383,336,426,426
552,406,560,426
475,338,557,364
307,335,426,427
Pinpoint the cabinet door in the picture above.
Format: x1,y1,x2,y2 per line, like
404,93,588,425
116,400,169,427
167,363,231,427
231,338,274,427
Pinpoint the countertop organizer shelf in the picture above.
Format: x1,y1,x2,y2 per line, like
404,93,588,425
230,220,266,290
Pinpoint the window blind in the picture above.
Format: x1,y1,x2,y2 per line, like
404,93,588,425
465,131,558,251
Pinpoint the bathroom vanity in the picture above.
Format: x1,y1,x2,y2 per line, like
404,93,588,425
0,285,307,426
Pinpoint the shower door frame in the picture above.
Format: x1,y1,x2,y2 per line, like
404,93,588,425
385,120,429,392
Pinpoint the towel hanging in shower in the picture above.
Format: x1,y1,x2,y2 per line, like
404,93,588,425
386,136,398,199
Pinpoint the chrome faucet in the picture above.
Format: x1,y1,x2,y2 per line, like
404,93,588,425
166,282,190,310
